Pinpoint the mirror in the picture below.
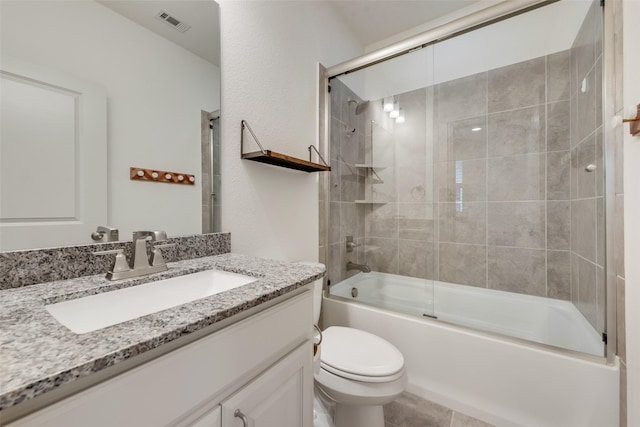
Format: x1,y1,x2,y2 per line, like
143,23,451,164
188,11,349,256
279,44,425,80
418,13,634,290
0,0,220,251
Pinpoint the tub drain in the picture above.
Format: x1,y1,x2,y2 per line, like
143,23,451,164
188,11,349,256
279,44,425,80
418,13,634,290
351,287,358,298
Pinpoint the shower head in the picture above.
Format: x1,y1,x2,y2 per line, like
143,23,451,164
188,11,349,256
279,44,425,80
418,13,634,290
348,99,370,115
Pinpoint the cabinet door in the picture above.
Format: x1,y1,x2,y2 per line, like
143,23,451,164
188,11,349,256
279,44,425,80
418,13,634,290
188,406,221,427
0,55,107,250
221,342,312,427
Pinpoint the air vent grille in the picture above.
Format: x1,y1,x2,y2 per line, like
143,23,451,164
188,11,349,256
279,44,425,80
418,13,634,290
155,9,191,33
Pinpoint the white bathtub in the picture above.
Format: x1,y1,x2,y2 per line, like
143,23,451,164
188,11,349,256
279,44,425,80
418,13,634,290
329,272,603,356
323,272,619,426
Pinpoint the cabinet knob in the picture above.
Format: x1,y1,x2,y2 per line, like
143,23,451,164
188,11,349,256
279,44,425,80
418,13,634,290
234,409,248,427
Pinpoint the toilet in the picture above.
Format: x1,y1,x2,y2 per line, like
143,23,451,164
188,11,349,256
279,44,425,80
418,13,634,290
304,262,407,427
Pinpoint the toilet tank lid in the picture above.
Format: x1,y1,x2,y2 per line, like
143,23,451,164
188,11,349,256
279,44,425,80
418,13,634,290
321,326,404,377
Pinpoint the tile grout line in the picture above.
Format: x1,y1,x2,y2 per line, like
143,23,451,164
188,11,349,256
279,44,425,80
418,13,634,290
485,71,489,290
545,54,549,298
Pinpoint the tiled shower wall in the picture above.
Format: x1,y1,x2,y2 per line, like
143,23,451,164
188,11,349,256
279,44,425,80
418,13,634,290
431,51,575,299
328,50,582,302
325,3,608,337
201,113,221,234
325,78,366,283
569,0,605,332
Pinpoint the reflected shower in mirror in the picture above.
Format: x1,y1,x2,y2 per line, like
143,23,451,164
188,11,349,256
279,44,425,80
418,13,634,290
203,110,221,233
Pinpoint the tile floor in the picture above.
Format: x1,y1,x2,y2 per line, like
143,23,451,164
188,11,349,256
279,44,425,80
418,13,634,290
384,392,494,427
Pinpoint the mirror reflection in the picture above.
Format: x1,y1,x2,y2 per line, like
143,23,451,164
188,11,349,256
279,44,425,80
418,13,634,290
0,0,221,251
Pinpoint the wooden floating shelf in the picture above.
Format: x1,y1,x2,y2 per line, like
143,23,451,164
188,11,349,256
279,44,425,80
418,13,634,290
130,167,195,185
242,150,331,173
240,120,331,173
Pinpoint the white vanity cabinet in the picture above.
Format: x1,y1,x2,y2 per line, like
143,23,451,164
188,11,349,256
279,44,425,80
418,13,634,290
220,342,310,427
186,342,310,427
7,290,313,427
186,407,221,427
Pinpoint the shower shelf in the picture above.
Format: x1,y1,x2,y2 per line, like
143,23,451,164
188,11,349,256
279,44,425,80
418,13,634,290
354,164,386,170
240,120,330,173
354,200,387,205
354,164,384,184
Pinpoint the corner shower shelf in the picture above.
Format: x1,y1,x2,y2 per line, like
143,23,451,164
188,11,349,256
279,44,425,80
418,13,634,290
355,200,387,205
354,164,386,170
240,120,330,173
354,164,385,184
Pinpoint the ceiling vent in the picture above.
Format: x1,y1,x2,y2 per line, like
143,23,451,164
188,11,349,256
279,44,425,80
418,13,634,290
155,10,191,33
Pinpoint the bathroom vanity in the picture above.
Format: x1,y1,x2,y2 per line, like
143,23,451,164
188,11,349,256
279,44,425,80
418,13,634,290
0,253,324,427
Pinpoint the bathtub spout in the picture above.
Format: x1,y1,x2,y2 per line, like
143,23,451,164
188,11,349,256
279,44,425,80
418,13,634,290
347,261,371,273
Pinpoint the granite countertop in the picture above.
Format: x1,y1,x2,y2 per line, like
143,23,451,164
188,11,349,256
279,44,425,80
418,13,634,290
0,253,325,412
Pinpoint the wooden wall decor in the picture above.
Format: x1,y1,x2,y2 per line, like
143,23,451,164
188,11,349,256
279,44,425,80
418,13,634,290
130,167,195,185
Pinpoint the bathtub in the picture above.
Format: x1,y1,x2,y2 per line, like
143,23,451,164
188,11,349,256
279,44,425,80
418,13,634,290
329,272,603,356
322,272,619,426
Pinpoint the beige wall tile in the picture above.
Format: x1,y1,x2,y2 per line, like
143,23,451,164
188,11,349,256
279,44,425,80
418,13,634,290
487,201,545,248
488,246,546,296
439,243,487,287
488,57,545,112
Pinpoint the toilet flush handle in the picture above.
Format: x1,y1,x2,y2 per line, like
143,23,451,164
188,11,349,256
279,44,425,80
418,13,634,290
313,324,323,356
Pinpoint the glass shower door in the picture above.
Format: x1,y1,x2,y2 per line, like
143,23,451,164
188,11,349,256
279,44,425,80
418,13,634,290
327,47,437,320
325,0,605,357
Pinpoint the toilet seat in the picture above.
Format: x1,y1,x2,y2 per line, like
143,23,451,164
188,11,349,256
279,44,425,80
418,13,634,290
315,363,407,406
320,326,405,383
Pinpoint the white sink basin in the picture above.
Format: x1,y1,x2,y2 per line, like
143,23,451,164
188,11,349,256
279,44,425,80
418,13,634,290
46,270,256,334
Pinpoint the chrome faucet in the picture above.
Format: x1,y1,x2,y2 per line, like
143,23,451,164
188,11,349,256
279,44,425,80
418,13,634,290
94,230,174,280
130,230,167,269
346,261,371,273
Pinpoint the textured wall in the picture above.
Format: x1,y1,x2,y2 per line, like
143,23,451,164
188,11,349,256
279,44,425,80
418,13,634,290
219,0,362,261
621,0,639,424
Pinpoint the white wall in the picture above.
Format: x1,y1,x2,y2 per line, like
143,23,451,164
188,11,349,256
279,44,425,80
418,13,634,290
218,0,362,261
623,0,640,424
1,0,220,241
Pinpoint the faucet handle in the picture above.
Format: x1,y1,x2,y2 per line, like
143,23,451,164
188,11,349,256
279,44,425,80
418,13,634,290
93,249,130,274
345,236,362,253
91,226,119,242
150,243,175,267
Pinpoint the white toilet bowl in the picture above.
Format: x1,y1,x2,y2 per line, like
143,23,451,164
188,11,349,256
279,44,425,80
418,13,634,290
297,261,407,427
313,394,335,427
314,326,407,427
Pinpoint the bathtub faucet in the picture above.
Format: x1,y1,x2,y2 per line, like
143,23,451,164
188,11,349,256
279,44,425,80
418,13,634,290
347,261,371,273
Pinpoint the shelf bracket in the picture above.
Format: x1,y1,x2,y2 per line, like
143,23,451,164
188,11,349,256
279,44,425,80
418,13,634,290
308,145,330,169
241,120,267,156
240,120,331,173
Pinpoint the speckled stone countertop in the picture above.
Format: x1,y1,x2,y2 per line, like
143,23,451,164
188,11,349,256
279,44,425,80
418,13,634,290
0,253,325,412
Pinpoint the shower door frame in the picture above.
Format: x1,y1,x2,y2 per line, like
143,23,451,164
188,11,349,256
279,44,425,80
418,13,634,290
319,0,618,364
